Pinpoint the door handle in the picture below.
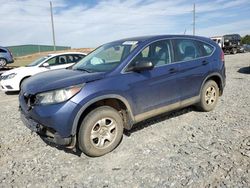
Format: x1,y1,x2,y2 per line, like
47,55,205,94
169,68,178,73
202,60,209,65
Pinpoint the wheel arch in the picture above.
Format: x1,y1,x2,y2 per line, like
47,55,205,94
19,76,31,90
200,73,224,96
71,94,135,136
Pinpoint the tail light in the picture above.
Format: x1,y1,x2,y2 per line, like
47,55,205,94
221,50,225,63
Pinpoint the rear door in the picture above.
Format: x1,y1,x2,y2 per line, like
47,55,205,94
172,38,214,101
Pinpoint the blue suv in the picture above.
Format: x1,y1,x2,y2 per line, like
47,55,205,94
0,46,14,68
19,35,226,157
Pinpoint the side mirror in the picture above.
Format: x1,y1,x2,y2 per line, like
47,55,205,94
129,61,154,72
43,62,50,68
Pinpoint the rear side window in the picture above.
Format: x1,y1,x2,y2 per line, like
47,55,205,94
201,43,214,56
67,55,84,64
173,39,202,62
173,39,214,62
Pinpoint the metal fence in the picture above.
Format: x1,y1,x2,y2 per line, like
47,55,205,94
7,45,71,57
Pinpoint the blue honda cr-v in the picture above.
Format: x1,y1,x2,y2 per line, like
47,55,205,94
19,35,226,157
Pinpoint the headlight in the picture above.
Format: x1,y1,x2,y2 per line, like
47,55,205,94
4,73,16,80
35,84,83,105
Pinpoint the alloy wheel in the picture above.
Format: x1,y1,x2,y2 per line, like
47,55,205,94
90,117,117,149
205,86,216,105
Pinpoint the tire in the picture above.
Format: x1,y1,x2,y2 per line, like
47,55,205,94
0,58,7,68
198,80,219,112
231,48,237,54
78,106,124,157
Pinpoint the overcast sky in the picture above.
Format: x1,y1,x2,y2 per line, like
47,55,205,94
1,0,250,48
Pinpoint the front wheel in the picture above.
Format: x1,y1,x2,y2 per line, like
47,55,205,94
78,106,124,157
198,80,219,112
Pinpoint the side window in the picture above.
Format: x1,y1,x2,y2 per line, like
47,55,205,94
201,43,214,56
67,55,74,63
46,57,57,66
78,55,85,60
58,55,67,64
129,40,172,69
174,39,202,62
67,55,85,64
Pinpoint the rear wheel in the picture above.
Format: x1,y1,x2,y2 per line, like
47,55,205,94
0,58,7,68
231,48,237,54
78,106,124,157
198,80,219,112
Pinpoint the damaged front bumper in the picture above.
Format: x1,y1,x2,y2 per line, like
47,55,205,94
20,110,76,148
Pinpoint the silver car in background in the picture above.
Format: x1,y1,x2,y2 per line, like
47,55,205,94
0,46,14,68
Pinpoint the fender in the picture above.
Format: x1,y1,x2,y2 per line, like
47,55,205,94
199,72,224,95
71,94,135,135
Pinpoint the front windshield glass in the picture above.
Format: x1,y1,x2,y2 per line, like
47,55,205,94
224,35,233,40
72,41,138,72
26,56,48,67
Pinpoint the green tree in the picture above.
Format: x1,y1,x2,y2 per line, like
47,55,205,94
241,35,250,44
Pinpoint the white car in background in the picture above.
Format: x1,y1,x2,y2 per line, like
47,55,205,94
0,52,86,92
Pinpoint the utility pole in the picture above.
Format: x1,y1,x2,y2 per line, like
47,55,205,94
50,1,56,51
193,3,196,36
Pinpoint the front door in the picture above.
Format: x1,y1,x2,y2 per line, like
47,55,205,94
125,39,181,115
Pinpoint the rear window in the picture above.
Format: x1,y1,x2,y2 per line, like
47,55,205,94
0,48,7,53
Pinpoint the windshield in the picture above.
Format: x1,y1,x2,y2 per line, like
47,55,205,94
72,41,138,72
26,56,48,67
224,35,240,41
224,35,233,40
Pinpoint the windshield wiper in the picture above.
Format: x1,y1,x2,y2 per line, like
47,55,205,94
74,68,93,73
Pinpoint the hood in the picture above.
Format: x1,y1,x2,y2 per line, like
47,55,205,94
22,69,106,94
2,67,28,76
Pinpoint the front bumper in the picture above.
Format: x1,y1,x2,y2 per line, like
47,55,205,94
0,79,19,91
19,88,83,147
20,109,74,146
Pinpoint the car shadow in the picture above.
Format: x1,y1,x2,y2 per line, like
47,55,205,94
124,106,195,136
238,66,250,74
40,106,195,157
5,91,20,95
41,137,82,157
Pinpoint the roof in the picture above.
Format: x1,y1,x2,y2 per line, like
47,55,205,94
113,34,211,44
47,52,87,56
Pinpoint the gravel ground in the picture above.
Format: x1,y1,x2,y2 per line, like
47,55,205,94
0,53,250,188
